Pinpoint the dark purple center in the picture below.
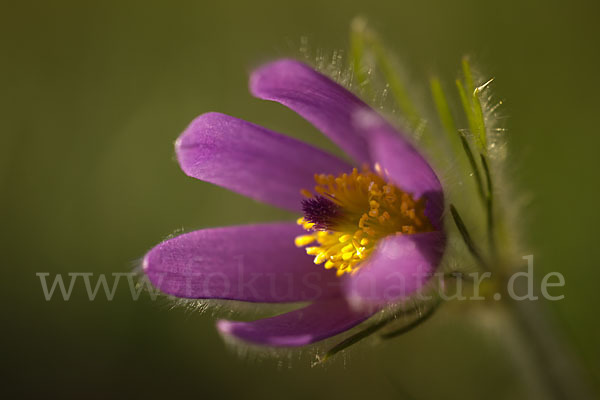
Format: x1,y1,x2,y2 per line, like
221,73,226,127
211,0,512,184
301,196,341,230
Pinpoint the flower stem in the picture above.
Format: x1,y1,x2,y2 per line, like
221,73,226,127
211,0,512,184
497,283,596,399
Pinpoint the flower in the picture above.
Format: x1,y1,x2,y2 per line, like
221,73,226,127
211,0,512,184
143,59,446,348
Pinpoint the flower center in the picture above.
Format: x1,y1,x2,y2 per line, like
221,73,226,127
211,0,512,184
295,166,433,276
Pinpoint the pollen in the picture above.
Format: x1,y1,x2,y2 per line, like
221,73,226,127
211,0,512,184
295,167,433,276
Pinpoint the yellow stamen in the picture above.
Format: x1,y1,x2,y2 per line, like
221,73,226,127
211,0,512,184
314,252,328,264
339,234,352,243
300,189,313,198
305,247,321,255
295,167,433,276
341,243,355,253
294,235,316,247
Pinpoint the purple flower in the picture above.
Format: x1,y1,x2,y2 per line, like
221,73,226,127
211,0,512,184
143,59,446,347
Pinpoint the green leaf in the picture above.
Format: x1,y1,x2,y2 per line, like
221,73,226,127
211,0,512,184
319,301,440,362
430,76,457,139
450,204,489,269
462,56,476,99
369,38,421,131
349,18,421,131
350,17,371,91
380,299,442,339
319,316,392,363
456,79,479,145
460,58,489,151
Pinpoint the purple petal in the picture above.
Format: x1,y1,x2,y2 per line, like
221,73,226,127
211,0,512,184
344,231,446,308
249,60,444,227
217,298,373,347
249,59,373,165
143,223,343,302
176,112,352,212
355,111,445,229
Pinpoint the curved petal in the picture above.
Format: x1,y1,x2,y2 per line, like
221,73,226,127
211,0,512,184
249,59,373,165
355,110,445,229
249,59,444,227
344,231,446,308
217,298,373,347
143,223,343,303
176,112,352,212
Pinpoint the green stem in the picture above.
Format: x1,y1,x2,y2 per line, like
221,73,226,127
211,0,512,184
499,294,596,399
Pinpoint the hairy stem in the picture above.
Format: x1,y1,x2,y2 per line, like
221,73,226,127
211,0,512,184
498,281,595,399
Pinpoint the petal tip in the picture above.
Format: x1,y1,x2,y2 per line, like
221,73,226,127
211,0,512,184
249,58,310,98
175,112,226,149
216,319,233,335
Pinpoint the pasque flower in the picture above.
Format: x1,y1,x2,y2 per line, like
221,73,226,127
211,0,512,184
143,59,446,347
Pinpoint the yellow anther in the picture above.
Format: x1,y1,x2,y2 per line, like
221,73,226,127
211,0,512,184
324,260,335,269
306,247,321,255
341,243,355,253
295,235,316,247
360,238,370,246
301,189,313,198
342,252,354,261
339,234,352,243
314,252,328,264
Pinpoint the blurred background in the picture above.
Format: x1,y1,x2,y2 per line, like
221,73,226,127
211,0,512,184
2,0,599,398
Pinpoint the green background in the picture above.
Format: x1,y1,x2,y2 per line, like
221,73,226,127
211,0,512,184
2,0,599,398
